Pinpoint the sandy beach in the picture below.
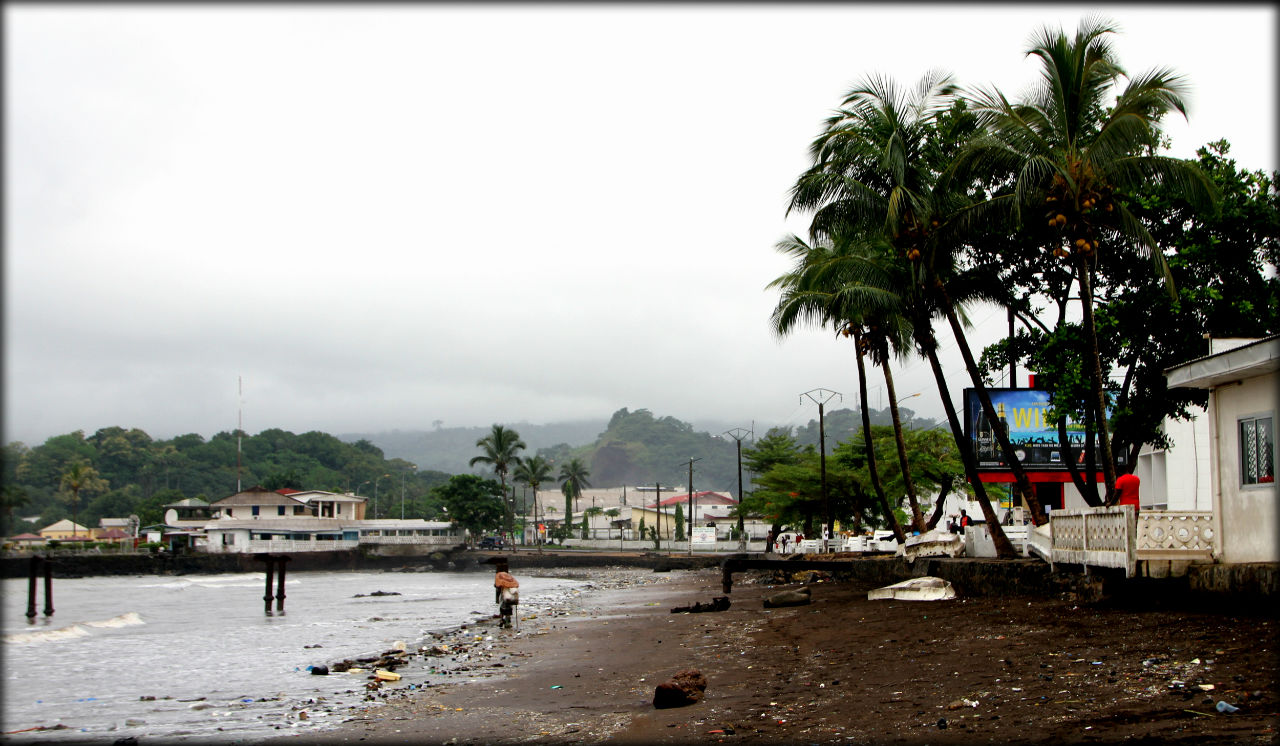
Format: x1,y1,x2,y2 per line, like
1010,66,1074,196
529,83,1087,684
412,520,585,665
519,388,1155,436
276,563,1276,745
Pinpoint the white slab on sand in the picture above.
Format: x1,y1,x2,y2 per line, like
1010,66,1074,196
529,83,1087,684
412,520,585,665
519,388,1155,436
868,576,957,601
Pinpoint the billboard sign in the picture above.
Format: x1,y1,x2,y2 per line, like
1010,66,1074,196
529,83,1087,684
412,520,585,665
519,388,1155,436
963,388,1124,471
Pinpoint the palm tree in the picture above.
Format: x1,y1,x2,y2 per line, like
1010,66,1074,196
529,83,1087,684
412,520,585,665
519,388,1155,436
769,233,908,541
60,460,108,538
558,457,591,529
792,71,1050,532
513,455,552,550
786,72,1023,553
951,17,1217,501
469,424,526,537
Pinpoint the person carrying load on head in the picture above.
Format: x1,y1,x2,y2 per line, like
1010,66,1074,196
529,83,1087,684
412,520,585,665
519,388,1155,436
494,570,519,629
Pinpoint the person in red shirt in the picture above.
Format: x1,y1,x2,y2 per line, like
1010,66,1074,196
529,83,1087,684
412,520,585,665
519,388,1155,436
1115,473,1141,512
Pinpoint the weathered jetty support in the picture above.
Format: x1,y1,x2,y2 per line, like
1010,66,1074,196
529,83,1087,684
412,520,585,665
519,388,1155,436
25,555,54,619
255,554,291,615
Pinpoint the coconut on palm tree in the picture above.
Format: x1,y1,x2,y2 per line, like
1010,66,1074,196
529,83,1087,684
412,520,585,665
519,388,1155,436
469,424,526,537
950,17,1217,501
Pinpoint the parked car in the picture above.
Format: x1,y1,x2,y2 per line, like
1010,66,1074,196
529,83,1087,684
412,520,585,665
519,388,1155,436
478,536,504,550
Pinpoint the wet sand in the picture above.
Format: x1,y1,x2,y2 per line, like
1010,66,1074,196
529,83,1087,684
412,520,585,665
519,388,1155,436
277,564,1277,745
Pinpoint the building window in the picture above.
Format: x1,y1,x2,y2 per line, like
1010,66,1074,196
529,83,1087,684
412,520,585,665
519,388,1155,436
1240,415,1275,485
252,506,260,517
278,505,286,516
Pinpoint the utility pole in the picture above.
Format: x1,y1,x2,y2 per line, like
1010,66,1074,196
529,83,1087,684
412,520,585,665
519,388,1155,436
802,388,842,546
686,458,701,555
236,376,243,493
724,428,751,551
653,482,661,552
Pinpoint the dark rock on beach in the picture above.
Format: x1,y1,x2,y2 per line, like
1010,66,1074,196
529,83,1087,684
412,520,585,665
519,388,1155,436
652,668,708,709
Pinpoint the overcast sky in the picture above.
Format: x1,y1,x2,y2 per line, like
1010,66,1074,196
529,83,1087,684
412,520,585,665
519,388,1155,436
5,4,1276,447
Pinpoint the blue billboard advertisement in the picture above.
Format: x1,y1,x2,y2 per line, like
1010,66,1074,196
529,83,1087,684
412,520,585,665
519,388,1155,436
963,388,1123,471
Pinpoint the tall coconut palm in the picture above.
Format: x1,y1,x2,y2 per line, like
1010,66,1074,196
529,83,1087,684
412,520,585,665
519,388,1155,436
558,457,591,528
950,17,1217,501
469,424,526,537
60,460,108,538
513,455,552,551
787,72,1026,551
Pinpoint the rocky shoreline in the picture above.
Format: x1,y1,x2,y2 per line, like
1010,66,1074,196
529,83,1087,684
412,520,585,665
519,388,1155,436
271,564,1277,745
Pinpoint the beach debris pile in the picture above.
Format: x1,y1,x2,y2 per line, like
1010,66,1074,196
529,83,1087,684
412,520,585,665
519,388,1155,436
653,669,708,709
763,586,812,608
670,596,731,613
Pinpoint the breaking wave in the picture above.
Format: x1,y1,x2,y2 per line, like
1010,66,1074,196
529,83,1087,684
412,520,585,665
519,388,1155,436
5,612,145,644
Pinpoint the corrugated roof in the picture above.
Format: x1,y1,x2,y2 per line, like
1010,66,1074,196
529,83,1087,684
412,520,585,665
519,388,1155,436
211,487,308,507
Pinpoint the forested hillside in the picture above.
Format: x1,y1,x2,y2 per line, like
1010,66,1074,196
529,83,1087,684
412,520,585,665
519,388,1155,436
1,405,932,537
1,428,450,535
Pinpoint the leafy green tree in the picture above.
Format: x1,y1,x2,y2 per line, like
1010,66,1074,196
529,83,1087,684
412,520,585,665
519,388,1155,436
1,484,30,535
84,485,142,528
952,17,1217,501
469,425,526,536
674,502,686,542
742,429,805,541
434,474,505,542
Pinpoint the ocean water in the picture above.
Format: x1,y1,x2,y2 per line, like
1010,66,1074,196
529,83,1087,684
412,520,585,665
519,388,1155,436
2,569,590,742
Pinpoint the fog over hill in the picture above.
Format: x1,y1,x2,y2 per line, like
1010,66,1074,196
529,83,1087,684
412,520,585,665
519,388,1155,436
344,407,935,479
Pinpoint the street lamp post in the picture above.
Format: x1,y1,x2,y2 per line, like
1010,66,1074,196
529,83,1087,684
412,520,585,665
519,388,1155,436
802,389,842,546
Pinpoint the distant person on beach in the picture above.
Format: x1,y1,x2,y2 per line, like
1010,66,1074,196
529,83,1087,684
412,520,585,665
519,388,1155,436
766,530,774,554
780,534,789,554
959,510,971,529
494,570,519,629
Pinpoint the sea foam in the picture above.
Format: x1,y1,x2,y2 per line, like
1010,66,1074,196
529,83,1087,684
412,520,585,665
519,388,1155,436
5,612,144,643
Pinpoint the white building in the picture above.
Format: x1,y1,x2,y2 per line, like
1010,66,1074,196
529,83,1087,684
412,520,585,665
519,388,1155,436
1160,335,1278,563
197,486,463,554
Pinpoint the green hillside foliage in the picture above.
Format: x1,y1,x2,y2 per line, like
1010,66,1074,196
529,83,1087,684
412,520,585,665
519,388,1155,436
1,427,451,535
1,405,942,537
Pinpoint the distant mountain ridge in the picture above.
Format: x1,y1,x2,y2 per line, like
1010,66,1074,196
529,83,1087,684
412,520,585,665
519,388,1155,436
341,420,608,475
343,406,935,483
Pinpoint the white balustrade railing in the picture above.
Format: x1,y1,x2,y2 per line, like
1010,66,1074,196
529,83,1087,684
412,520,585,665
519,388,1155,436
1049,505,1136,577
1136,511,1216,560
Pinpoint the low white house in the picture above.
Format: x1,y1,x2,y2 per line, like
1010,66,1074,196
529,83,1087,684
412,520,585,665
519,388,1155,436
196,486,464,554
1163,335,1278,563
